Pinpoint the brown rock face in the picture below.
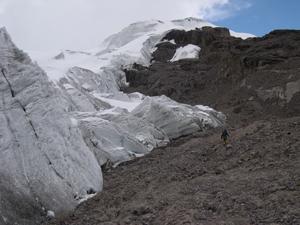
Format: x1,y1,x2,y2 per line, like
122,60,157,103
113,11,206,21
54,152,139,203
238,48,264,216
124,28,300,125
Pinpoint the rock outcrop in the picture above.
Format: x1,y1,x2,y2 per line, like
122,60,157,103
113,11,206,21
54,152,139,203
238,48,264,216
124,28,300,123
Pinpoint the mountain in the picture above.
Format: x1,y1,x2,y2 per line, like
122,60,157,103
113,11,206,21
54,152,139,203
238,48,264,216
30,17,253,83
45,25,299,224
124,27,300,120
29,17,254,169
0,18,245,224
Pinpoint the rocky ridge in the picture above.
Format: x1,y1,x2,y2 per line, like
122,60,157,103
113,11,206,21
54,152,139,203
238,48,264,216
124,27,300,122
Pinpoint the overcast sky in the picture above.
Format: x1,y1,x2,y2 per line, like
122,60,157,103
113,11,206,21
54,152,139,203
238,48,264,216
0,0,254,51
1,0,299,52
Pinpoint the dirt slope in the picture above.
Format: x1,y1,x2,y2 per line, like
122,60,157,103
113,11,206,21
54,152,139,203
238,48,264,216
47,117,299,225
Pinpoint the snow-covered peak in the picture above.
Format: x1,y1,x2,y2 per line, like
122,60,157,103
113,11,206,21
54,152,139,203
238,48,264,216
100,18,215,51
29,17,254,83
100,17,252,52
172,17,213,29
101,20,161,50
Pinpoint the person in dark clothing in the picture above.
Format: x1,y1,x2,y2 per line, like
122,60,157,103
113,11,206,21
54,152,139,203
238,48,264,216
221,129,229,145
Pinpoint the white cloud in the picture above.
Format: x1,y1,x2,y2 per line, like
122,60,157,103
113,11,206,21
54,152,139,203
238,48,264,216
0,0,8,15
0,0,249,51
200,0,252,21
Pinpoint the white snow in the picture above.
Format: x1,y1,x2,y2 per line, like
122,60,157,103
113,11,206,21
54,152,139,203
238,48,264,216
77,193,97,204
63,83,74,90
229,30,256,39
169,39,176,45
29,17,254,83
93,93,143,112
46,211,55,218
70,118,78,126
196,105,216,111
170,44,201,62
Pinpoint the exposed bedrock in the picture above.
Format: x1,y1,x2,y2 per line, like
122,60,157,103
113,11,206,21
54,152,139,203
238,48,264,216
124,28,300,123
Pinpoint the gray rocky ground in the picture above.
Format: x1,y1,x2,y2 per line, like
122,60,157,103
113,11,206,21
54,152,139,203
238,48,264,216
47,117,300,225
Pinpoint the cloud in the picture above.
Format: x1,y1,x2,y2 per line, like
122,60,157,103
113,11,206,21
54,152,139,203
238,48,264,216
0,0,250,51
200,0,252,21
0,0,8,15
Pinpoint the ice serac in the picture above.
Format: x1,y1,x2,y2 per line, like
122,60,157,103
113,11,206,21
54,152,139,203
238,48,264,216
28,18,231,168
0,28,102,225
132,96,225,139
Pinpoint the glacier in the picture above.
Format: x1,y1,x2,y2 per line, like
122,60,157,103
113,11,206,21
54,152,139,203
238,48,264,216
30,18,232,167
0,18,249,224
0,28,102,225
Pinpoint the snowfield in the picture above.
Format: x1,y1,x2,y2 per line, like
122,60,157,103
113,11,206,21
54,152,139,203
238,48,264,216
0,17,253,224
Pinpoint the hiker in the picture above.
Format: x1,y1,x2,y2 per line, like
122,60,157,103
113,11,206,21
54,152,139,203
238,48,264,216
221,129,229,145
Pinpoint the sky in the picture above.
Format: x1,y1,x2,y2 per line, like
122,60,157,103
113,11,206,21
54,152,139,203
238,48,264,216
0,0,299,51
219,0,300,37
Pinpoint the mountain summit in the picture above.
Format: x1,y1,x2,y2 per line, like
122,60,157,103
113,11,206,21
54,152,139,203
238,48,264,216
30,18,254,83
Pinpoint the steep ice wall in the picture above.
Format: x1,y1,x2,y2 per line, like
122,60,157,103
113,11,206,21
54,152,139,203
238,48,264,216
0,28,102,225
28,18,230,171
71,94,226,167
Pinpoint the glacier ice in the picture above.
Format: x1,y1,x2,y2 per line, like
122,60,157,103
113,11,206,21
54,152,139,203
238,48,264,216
0,27,102,224
0,18,234,224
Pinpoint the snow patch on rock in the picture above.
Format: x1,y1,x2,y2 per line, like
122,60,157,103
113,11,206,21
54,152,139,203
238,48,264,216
170,44,201,62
